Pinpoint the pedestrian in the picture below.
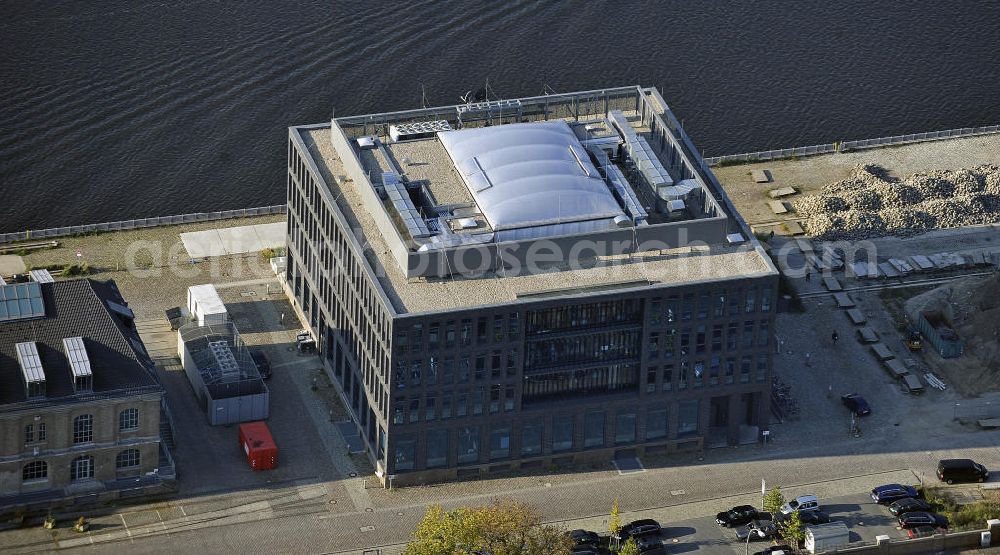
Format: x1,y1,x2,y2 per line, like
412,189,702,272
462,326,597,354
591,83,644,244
805,269,811,282
280,313,285,325
769,230,775,240
832,331,839,345
805,352,811,367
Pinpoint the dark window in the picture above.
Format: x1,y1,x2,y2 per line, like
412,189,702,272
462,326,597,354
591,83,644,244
521,422,543,456
73,415,93,444
711,324,723,352
504,385,515,412
758,321,770,346
489,385,501,414
425,396,436,421
552,415,574,452
489,426,510,460
394,438,416,471
743,321,754,348
409,399,420,423
37,422,46,441
22,460,47,481
477,318,487,342
460,319,472,345
615,412,636,444
426,429,448,468
441,394,452,419
662,365,673,391
119,408,139,431
761,288,772,313
445,322,456,347
678,400,699,436
427,357,438,385
493,316,504,342
70,455,94,481
24,424,33,444
646,366,658,393
647,408,668,439
116,449,140,469
584,411,604,448
458,427,479,464
392,401,405,424
456,393,468,417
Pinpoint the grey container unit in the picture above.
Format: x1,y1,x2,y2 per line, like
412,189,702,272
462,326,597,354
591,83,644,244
804,521,850,554
917,310,964,358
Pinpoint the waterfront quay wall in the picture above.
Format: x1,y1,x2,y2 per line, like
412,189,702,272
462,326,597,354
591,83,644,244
704,124,1000,166
0,205,285,245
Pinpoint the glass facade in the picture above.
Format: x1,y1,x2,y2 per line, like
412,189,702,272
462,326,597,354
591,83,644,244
521,421,543,456
552,415,574,452
584,411,605,448
457,427,479,464
426,429,448,468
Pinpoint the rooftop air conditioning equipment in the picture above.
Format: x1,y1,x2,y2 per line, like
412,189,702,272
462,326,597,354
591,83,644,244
613,215,633,228
356,136,377,150
667,199,686,212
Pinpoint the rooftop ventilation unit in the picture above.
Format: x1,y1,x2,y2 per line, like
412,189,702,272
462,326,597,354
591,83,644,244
726,233,747,245
456,99,522,126
28,269,55,283
63,336,93,392
389,120,452,142
587,145,648,225
356,136,377,150
382,172,433,239
0,281,45,322
208,340,242,383
608,110,681,202
15,341,46,398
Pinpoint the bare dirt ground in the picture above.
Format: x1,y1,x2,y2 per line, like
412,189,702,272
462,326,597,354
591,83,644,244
712,133,1000,229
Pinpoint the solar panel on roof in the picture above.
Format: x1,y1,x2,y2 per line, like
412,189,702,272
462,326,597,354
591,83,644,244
15,341,45,383
29,269,55,283
63,336,93,378
0,282,46,322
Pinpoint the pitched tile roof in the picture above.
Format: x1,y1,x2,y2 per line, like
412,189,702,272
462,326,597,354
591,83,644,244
0,279,160,406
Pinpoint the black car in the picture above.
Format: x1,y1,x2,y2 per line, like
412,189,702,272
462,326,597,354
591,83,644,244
888,497,932,517
753,545,793,555
937,458,989,484
636,536,667,554
907,525,940,538
898,512,949,529
250,349,272,379
716,505,758,527
567,529,600,547
776,510,828,526
735,520,777,542
841,393,871,416
871,483,919,504
619,519,661,541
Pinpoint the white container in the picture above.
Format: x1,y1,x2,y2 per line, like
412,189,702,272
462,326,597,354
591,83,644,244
187,284,228,326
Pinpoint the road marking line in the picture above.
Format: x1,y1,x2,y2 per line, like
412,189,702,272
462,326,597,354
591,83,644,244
119,514,133,543
180,505,188,517
156,509,169,533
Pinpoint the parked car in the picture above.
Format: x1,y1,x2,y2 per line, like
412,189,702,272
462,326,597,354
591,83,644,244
898,512,949,529
937,458,989,484
888,497,932,517
716,505,759,527
753,545,793,555
775,510,828,526
735,520,777,542
870,484,919,504
250,349,272,379
567,529,600,548
841,393,871,416
780,494,821,515
636,536,667,555
906,525,940,539
618,519,661,541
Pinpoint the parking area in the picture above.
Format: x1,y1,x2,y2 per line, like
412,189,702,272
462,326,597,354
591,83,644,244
571,490,951,555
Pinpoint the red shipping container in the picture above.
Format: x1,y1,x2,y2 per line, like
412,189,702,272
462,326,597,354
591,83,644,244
238,421,278,470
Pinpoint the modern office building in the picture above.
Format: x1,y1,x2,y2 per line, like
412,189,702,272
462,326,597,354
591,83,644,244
284,86,778,485
0,278,173,512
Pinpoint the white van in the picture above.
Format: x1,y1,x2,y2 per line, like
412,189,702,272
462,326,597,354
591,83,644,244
780,494,821,515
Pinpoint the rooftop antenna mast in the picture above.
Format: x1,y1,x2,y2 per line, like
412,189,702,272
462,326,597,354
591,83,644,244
420,83,428,109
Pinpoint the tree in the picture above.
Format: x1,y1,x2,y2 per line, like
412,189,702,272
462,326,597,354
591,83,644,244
781,510,805,546
619,537,640,555
609,498,622,538
763,486,786,515
403,498,573,555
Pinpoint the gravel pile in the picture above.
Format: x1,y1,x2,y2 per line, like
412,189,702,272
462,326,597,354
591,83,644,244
795,164,1000,240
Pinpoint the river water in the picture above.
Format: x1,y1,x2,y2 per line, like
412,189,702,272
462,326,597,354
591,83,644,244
2,1,998,232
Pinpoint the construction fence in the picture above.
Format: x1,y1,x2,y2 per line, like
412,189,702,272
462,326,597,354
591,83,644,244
0,205,286,245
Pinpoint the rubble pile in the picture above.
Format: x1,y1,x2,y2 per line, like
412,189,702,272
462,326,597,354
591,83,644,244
796,164,1000,240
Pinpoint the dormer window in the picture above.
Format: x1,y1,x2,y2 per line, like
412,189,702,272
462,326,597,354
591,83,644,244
64,337,93,393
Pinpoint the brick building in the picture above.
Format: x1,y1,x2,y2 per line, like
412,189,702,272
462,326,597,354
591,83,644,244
0,278,172,511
